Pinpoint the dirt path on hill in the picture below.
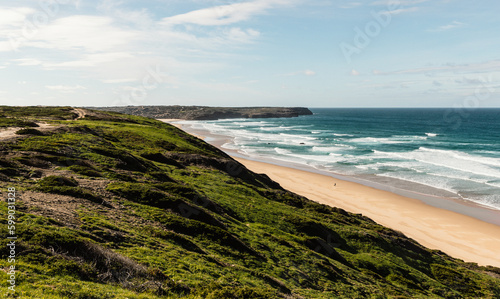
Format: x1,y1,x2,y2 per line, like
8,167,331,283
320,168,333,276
73,108,87,120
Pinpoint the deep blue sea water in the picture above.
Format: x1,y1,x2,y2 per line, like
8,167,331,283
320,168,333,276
182,108,500,210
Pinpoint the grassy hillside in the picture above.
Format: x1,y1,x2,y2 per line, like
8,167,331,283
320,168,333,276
0,106,499,298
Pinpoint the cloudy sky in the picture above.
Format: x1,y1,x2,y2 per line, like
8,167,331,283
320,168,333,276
1,0,499,107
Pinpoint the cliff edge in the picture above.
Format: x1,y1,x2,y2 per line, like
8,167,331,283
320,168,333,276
88,106,313,120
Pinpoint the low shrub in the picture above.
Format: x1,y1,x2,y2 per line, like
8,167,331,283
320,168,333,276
39,175,78,187
15,128,44,135
68,165,102,177
431,263,480,296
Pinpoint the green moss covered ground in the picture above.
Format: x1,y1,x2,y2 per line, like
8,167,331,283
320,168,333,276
0,106,499,298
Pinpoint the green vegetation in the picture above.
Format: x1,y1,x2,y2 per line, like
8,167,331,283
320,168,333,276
0,118,38,128
0,106,499,298
33,175,103,204
15,128,44,136
0,106,77,120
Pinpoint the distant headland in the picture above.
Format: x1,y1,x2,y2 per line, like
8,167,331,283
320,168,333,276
87,105,313,120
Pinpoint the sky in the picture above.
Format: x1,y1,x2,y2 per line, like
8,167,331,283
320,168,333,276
1,0,499,108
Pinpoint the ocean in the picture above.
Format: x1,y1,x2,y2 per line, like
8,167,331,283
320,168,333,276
180,108,500,211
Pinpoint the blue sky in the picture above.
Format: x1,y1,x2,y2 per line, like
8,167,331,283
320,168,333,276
1,0,499,107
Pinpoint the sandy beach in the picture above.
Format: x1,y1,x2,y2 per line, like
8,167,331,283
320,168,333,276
165,120,500,268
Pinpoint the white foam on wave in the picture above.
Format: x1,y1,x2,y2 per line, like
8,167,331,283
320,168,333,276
231,121,273,127
377,172,459,195
279,133,317,140
425,133,438,137
231,131,286,143
375,161,426,173
349,135,435,144
282,152,349,165
333,133,354,137
419,147,500,168
197,122,238,135
311,146,345,153
369,160,500,190
348,137,401,144
376,148,500,179
274,147,292,155
394,135,428,140
427,172,500,188
260,126,285,131
349,136,420,144
355,164,379,171
471,194,500,210
221,143,240,150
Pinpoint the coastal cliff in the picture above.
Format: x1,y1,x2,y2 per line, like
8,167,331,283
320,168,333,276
1,106,499,298
88,105,313,120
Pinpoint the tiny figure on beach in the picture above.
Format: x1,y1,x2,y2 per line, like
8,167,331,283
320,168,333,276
334,183,336,187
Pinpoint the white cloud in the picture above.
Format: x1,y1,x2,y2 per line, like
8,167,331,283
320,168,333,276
161,0,297,26
13,58,42,66
26,15,138,52
43,52,135,68
0,7,35,27
45,85,86,93
102,78,138,84
351,69,360,76
429,21,466,32
115,9,154,28
380,60,500,76
97,1,155,29
2,2,298,92
304,70,316,76
222,27,261,44
0,7,37,52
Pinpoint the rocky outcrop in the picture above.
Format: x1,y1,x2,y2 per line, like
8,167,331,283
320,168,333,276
88,106,313,120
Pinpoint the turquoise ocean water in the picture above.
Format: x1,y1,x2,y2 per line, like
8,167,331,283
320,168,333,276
182,108,500,210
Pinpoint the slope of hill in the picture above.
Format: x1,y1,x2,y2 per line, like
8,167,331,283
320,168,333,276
0,106,499,298
87,106,313,120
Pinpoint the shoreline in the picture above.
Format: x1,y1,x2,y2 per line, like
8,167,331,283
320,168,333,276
170,120,500,224
165,120,500,267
